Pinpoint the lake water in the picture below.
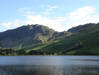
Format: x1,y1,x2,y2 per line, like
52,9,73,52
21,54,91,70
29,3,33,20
0,56,99,75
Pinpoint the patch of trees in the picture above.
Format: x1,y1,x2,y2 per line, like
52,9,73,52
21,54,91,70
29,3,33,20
27,50,44,55
0,48,17,56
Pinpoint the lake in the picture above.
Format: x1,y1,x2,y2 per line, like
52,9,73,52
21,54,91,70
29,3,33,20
0,56,99,75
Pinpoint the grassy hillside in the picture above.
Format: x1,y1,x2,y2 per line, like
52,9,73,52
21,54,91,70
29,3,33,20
0,24,71,49
29,23,99,55
0,23,99,55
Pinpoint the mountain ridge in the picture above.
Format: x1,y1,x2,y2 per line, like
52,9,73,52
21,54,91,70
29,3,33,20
0,24,71,49
0,23,99,55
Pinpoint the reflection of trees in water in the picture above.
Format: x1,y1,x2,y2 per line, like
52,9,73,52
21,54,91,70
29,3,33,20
0,65,99,75
63,65,99,75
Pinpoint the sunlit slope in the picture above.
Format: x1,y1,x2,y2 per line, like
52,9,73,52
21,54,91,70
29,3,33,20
35,23,99,55
0,23,99,55
0,24,71,49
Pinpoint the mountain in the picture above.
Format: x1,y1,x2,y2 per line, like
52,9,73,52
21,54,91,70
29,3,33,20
34,23,99,55
68,23,97,33
0,23,99,55
0,24,71,49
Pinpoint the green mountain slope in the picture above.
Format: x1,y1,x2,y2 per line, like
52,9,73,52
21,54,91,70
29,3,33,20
0,24,71,50
0,23,99,55
32,23,99,55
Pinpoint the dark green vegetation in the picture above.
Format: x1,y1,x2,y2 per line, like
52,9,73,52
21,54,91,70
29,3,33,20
0,23,99,55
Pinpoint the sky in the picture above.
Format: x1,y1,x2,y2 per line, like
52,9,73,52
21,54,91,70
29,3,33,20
0,0,99,32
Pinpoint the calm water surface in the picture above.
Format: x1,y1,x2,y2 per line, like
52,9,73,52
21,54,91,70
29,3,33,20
0,56,99,75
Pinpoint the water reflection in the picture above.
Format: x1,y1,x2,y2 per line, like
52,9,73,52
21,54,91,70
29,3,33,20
0,56,99,75
0,65,99,75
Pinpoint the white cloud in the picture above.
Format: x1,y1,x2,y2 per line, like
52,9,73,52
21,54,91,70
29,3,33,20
0,15,66,32
66,6,99,30
1,6,99,32
25,15,65,31
23,15,66,31
0,5,66,32
43,5,58,15
69,6,95,20
0,22,12,31
17,7,36,15
1,22,12,28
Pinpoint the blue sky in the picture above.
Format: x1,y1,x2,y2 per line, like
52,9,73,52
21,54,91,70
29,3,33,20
0,0,99,32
